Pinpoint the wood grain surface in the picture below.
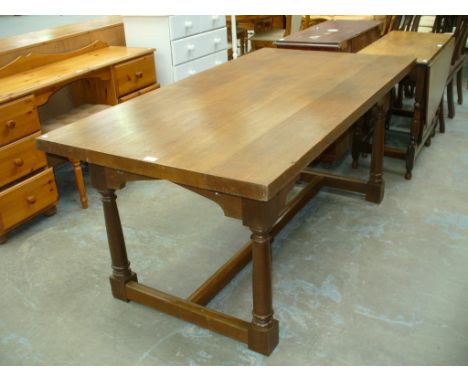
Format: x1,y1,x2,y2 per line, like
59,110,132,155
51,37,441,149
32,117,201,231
276,19,382,48
358,31,453,64
0,46,154,103
37,48,415,201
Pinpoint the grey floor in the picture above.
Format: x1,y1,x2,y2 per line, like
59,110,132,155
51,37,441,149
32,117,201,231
1,74,468,365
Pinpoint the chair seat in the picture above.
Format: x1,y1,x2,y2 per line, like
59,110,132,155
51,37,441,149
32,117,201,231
250,29,286,42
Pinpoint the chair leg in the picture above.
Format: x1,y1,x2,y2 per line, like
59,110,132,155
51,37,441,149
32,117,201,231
71,159,88,209
396,83,403,108
439,97,445,134
456,67,463,105
447,79,455,119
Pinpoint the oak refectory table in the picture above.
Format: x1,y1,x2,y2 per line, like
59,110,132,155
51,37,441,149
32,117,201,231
36,48,415,355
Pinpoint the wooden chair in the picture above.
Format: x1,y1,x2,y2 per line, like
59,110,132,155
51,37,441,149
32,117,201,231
227,27,248,59
250,16,292,51
392,15,421,32
391,16,423,106
226,17,249,59
446,16,468,119
433,15,458,33
383,15,417,35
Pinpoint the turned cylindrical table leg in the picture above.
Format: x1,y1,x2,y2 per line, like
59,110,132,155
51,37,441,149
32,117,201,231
70,159,88,209
366,105,385,203
251,229,273,328
248,228,279,355
99,189,137,301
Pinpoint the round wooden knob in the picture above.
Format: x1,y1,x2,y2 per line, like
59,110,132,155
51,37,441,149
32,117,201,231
5,120,16,129
13,158,24,167
26,195,36,204
135,71,143,79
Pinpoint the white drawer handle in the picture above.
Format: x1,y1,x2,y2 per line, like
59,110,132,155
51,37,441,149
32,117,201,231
185,21,193,28
212,15,219,21
187,44,195,52
188,69,197,75
214,38,221,44
214,60,222,65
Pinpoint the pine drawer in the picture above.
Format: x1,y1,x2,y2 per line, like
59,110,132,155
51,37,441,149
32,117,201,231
113,54,157,97
0,168,58,232
0,132,47,188
0,95,41,147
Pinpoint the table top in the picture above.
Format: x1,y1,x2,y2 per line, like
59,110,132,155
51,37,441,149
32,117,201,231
0,45,154,103
358,31,453,64
37,48,415,201
276,19,382,48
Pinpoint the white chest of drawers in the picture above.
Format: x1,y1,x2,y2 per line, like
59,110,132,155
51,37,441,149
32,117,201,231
124,16,228,86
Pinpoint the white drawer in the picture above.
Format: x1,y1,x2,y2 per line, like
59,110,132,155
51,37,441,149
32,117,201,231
169,15,226,40
198,15,226,34
171,28,227,66
174,50,227,82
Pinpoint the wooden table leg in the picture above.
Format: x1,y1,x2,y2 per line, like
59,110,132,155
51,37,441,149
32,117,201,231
99,188,138,301
242,197,282,355
90,165,138,302
70,159,88,209
366,103,386,203
405,102,421,180
248,226,279,355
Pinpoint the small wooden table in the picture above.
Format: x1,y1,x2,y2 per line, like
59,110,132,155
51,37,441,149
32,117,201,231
358,31,454,179
36,48,414,355
275,19,382,52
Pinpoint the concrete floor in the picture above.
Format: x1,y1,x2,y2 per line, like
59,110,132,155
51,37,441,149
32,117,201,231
1,76,468,366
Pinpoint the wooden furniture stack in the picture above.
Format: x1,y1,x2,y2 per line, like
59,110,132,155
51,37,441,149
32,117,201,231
123,16,228,85
0,18,160,243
